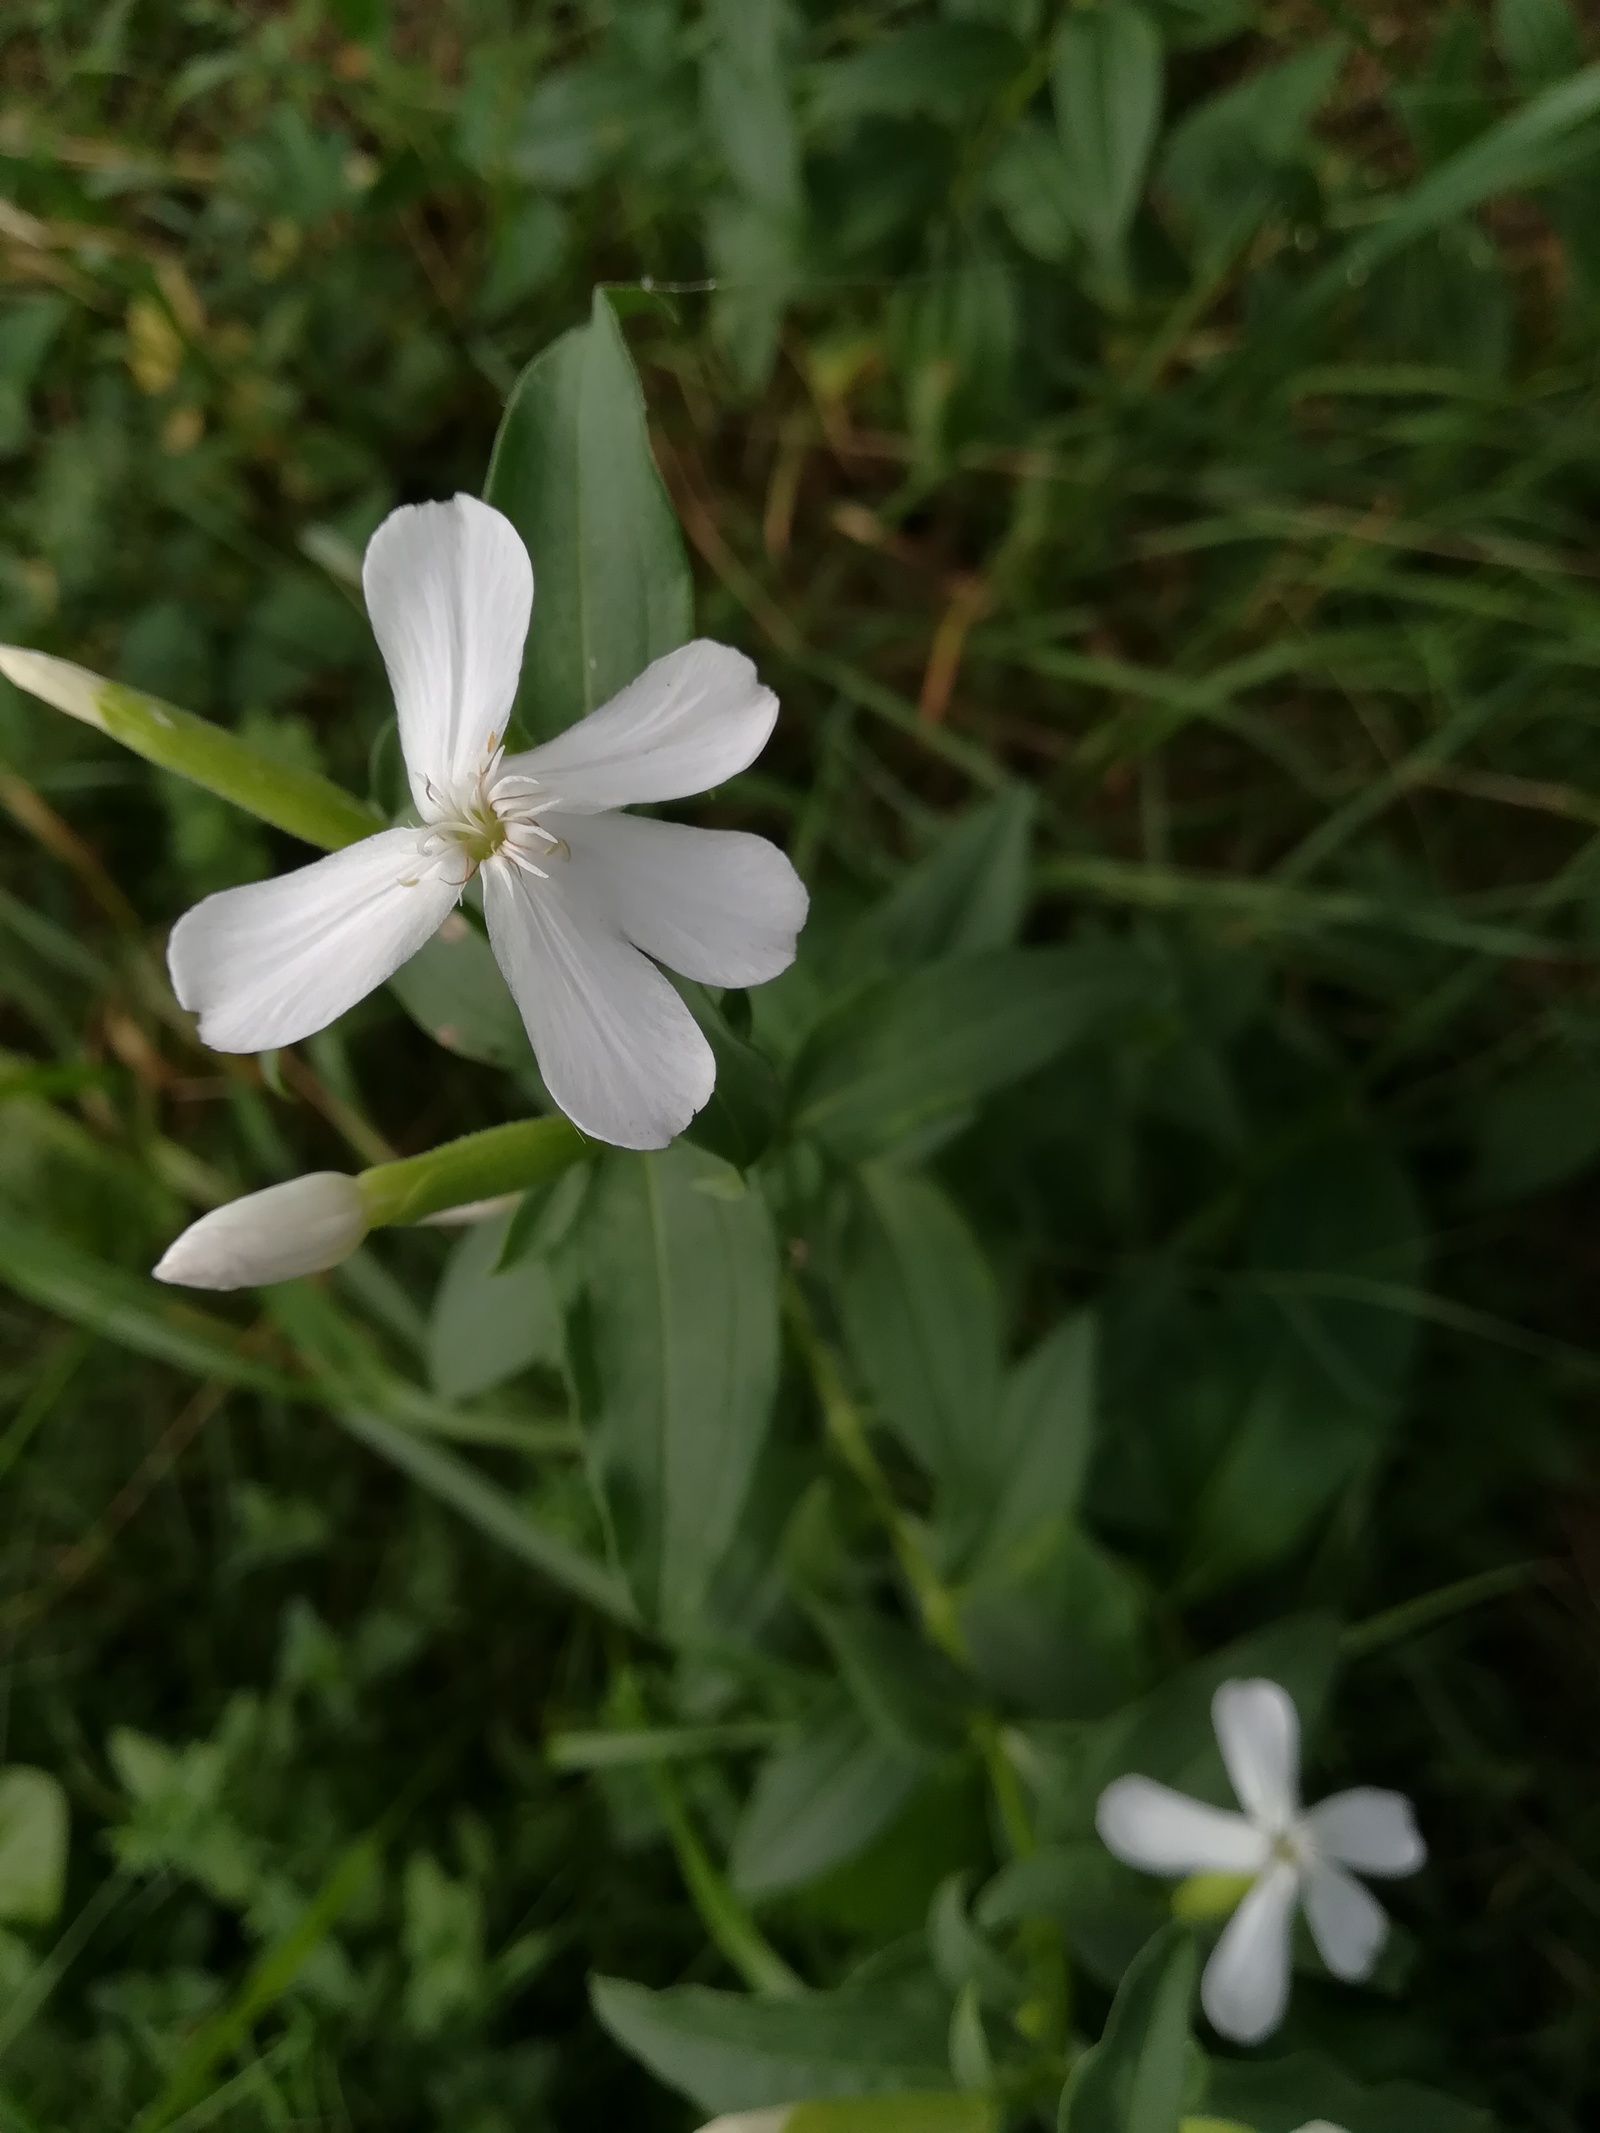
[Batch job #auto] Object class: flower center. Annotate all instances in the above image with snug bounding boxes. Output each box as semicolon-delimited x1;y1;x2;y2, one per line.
404;739;565;891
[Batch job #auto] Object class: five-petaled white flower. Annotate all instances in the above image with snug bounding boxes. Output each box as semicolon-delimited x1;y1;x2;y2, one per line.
1096;1677;1425;2046
167;495;808;1150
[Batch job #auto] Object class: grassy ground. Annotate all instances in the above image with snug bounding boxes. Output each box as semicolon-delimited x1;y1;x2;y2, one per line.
1;2;1600;2127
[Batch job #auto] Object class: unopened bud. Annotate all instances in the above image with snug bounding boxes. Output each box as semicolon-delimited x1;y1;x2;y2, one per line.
153;1172;368;1290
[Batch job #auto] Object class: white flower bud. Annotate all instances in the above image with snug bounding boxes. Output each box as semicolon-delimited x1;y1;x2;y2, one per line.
153;1172;368;1290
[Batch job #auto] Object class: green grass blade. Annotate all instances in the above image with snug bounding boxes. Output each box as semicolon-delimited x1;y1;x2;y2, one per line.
1299;63;1600;314
130;1829;384;2131
335;1409;639;1629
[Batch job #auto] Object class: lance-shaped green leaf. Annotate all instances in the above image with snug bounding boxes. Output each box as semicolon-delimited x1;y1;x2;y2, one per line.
846;787;1035;976
1052;5;1164;291
1060;1924;1198;2133
789;945;1134;1164
591;1970;955;2115
485;286;694;740
829;1163;1000;1500
578;1143;780;1630
730;1702;926;1901
0;649;380;852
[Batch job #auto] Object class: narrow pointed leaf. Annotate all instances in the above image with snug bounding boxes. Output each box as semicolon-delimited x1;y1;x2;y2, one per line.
485;287;693;740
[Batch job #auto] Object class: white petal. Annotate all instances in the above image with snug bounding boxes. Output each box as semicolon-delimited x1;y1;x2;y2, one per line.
1303;1861;1389;1982
481;856;714;1151
1200;1860;1298;2045
1096;1777;1271;1877
363;495;533;807
559;812;807;987
168;828;459;1052
154;1173;367;1290
510;640;777;814
1214;1678;1301;1828
1305;1788;1426;1878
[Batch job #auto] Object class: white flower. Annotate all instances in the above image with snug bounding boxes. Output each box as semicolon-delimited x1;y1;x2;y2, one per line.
153;1172;367;1289
167;495;808;1151
1096;1677;1425;2046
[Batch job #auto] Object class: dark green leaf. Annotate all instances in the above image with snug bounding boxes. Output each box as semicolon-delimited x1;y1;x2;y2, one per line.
731;1702;927;1900
986;124;1080;265
1060;1923;1197;2133
1304;61;1600;311
589;1966;954;2114
427;1206;564;1401
784;1484;975;1753
336;1409;636;1627
1052;4;1164;285
1150;0;1255;49
976;1313;1099;1562
806;25;1021;130
387;914;534;1072
849;787;1036;973
485;287;693;741
703;0;801;215
1466;1053;1600;1203
678;981;785;1170
830;1163;1001;1494
979;1843;1169;1990
579;1145;780;1631
1495;0;1583;89
1033;1613;1343;1846
927;1873;1023;2010
959;1516;1148;1720
1205;2047;1497;2133
1160;41;1343;261
789;945;1134;1163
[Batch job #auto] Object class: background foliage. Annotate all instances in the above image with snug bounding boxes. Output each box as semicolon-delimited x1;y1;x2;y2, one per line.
0;0;1598;2127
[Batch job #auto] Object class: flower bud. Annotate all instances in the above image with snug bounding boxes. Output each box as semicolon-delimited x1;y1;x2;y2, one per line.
153;1172;368;1290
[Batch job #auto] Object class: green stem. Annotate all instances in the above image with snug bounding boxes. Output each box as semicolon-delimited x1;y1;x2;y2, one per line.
609;1671;801;1997
974;1717;1035;1860
783;1281;968;1667
650;1765;805;1999
1342;1561;1541;1660
0;648;381;852
357;1117;590;1229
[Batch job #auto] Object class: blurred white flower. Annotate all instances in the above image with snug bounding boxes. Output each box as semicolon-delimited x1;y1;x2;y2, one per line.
153;1172;367;1290
1096;1677;1425;2046
168;495;807;1150
695;2116;791;2133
